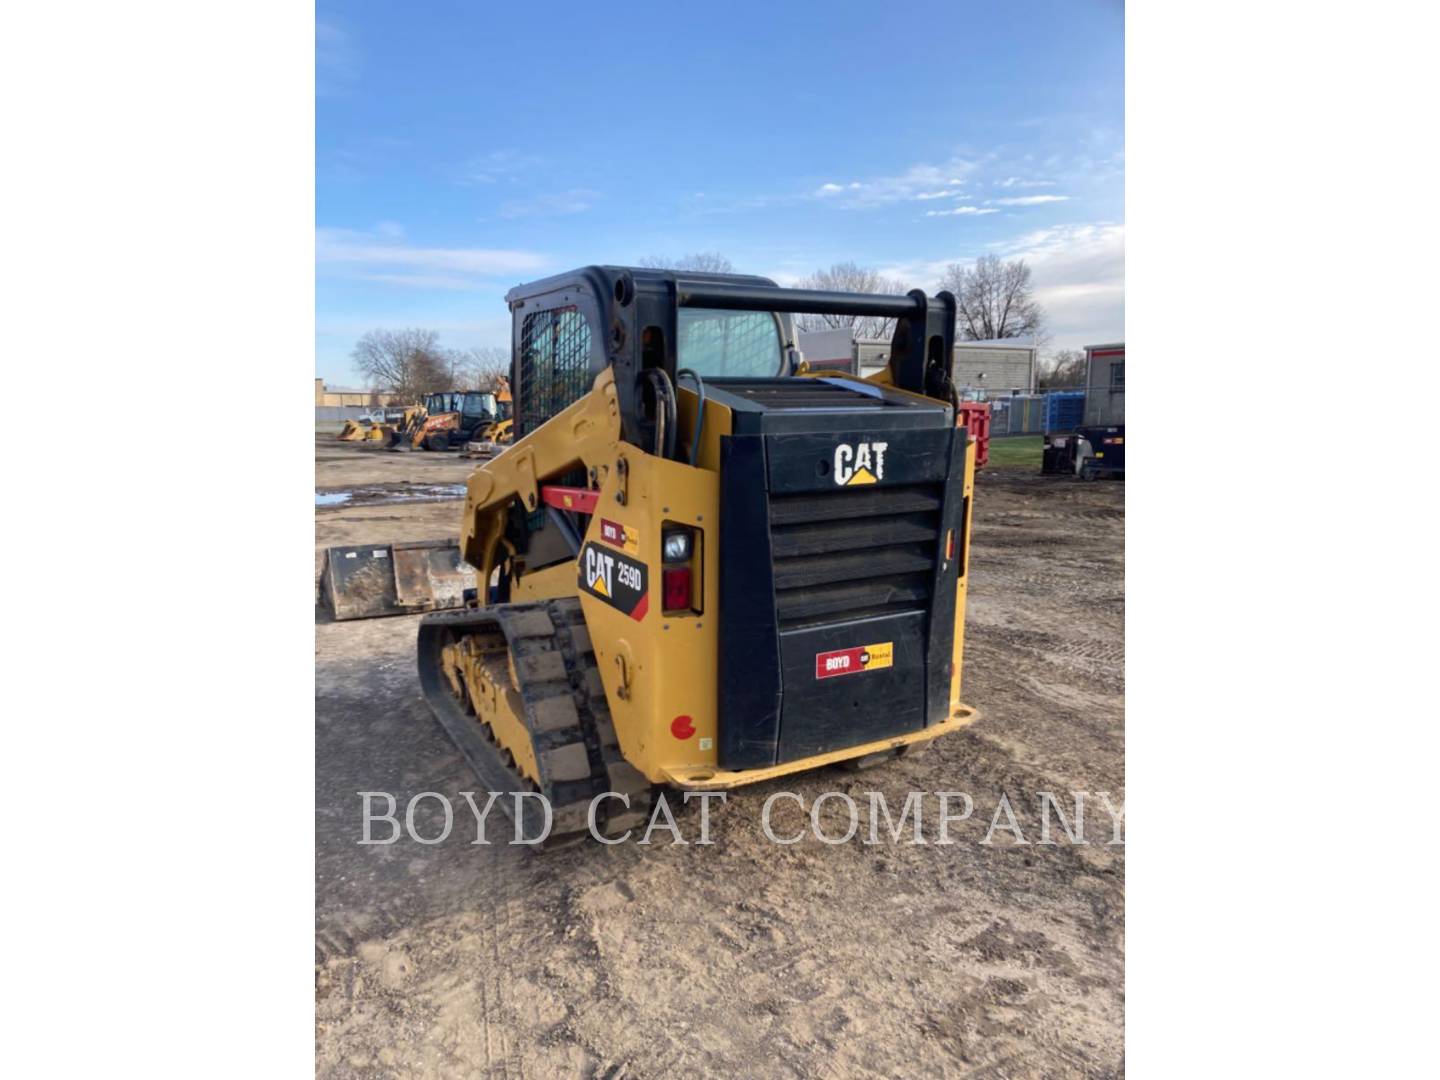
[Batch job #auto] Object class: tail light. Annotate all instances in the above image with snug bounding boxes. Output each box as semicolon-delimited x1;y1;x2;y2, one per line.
662;566;692;611
662;525;700;614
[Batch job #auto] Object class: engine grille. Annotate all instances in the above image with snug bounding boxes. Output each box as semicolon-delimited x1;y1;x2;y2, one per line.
769;482;944;630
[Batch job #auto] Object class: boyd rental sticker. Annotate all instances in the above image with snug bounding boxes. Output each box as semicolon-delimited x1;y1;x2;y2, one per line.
598;518;640;555
815;641;894;679
579;541;649;620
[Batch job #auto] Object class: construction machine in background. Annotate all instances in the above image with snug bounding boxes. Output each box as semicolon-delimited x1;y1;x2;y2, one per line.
1042;424;1126;479
387;390;505;451
337;407;408;442
384;397;436;448
464;377;515;454
337;415;380;441
394;265;979;844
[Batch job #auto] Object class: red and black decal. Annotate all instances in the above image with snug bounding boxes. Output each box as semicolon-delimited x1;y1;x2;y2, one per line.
578;541;648;620
599;518;636;551
814;641;894;680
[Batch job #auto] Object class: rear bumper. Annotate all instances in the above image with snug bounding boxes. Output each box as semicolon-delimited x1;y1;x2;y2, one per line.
660;704;978;790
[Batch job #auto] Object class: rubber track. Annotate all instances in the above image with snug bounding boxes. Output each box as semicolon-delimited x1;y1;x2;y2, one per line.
417;597;653;846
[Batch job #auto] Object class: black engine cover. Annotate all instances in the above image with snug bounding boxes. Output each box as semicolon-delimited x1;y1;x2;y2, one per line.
711;377;968;768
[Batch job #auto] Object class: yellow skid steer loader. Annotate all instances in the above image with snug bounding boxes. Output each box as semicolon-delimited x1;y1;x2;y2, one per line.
404;266;977;843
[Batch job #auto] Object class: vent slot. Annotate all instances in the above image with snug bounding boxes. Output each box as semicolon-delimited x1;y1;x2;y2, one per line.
769;482;942;630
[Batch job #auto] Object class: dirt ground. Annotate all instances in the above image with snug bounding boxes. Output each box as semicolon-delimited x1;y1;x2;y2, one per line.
315;435;1125;1078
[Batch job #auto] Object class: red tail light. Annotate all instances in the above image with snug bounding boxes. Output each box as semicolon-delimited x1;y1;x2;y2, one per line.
663;567;692;612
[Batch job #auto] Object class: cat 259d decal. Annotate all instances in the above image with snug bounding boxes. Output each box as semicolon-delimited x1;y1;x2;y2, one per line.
578;541;649;620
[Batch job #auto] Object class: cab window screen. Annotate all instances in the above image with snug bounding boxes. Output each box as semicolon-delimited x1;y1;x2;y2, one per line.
678;308;782;377
518;306;593;435
462;392;494;418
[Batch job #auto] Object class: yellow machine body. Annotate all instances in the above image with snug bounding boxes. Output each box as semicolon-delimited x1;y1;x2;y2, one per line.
414;265;978;842
433;368;976;791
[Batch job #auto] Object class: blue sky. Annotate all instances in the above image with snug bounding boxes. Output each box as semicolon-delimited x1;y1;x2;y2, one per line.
317;0;1124;385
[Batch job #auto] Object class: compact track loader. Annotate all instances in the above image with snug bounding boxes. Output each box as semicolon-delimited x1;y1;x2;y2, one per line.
416;266;978;842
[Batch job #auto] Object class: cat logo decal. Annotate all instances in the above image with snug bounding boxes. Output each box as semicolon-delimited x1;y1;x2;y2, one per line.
833;441;888;486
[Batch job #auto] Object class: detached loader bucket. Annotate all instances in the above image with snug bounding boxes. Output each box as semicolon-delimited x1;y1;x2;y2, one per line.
321;538;475;620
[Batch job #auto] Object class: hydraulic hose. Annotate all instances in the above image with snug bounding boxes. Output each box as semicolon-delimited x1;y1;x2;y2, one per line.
640;368;678;460
676;368;705;467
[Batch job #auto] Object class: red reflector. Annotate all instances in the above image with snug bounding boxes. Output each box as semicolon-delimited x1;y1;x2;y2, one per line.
662;567;691;611
946;529;955;560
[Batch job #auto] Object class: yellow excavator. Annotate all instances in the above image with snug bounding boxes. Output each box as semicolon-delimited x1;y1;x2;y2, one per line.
409;266;978;843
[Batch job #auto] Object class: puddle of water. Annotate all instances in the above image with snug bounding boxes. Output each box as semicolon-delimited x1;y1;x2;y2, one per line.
315;484;466;508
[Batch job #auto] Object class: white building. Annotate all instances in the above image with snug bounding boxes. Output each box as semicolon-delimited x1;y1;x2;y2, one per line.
797;330;1036;397
951;338;1037;396
1083;342;1125;426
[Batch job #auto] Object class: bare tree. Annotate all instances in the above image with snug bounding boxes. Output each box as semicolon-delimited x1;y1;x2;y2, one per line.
1037;348;1087;390
351;328;449;401
638;252;735;274
452;345;511;391
410;350;448;397
937;255;1045;342
793;262;909;340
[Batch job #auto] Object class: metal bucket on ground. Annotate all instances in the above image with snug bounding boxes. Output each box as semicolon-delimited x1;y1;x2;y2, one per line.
320;538;474;620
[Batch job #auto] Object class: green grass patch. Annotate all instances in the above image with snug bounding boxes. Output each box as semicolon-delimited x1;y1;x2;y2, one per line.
984;435;1043;469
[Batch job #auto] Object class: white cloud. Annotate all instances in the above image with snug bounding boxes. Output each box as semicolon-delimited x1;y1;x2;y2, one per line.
1002;223;1125;349
460;150;540;185
996;177;1058;188
811;157;979;208
992;195;1071;206
356;273;487;292
497;189;599;219
915;189;965;201
874;222;1124;350
316;227;549;283
924;206;999;217
316;21;359;96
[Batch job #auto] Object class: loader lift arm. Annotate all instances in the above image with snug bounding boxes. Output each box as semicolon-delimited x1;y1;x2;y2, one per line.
459;367;624;591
